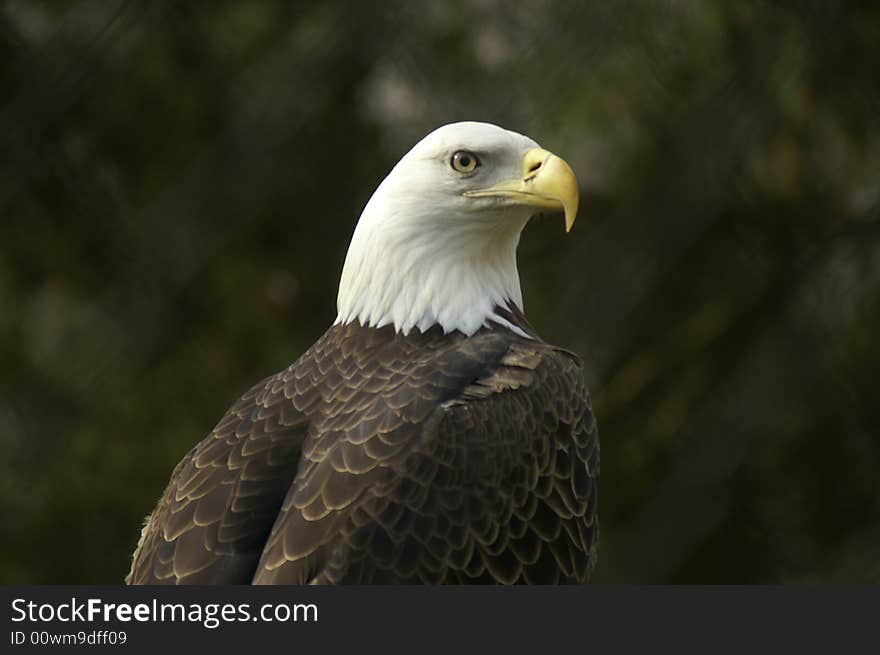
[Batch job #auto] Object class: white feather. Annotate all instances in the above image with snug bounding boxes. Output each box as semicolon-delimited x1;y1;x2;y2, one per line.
336;122;540;337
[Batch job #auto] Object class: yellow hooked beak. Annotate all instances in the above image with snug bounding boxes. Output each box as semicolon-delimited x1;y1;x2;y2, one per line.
463;148;579;232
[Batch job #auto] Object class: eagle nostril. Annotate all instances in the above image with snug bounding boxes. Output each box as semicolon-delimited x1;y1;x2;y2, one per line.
527;160;543;175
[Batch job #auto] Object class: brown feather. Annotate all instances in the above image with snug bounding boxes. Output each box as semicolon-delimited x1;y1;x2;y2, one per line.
128;305;598;585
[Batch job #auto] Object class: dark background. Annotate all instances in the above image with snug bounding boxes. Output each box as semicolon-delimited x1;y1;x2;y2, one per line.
2;1;878;584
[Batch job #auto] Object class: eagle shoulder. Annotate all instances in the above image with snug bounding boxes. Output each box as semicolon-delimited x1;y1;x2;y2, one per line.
126;372;308;584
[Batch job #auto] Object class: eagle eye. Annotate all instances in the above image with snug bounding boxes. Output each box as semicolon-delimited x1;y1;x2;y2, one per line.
450;150;480;173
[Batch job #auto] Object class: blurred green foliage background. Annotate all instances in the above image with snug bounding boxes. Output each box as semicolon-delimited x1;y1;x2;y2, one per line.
1;1;879;584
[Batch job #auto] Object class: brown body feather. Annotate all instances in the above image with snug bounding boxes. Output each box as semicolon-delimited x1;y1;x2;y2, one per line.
127;308;598;584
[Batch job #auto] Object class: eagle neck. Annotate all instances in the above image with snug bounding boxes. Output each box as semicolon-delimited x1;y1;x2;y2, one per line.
335;203;528;337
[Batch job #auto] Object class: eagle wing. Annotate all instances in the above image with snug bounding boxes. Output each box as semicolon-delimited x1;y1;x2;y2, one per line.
129;327;598;585
252;335;599;584
126;374;308;584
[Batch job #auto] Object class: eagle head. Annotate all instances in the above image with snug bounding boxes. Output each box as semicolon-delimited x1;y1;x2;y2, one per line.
336;122;579;337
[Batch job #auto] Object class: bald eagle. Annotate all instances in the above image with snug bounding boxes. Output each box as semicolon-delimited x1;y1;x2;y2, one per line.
127;122;599;585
